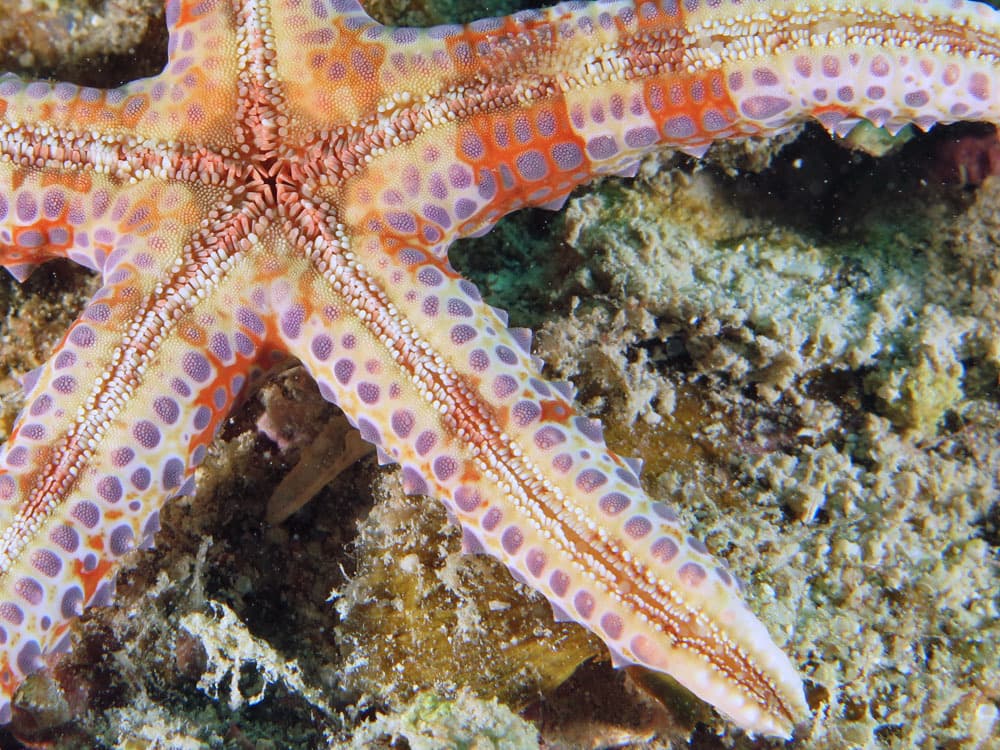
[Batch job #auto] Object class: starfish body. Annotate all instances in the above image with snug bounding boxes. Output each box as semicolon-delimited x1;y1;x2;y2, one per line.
1;0;998;736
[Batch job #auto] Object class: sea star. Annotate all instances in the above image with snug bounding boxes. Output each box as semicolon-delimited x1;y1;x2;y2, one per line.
1;0;999;738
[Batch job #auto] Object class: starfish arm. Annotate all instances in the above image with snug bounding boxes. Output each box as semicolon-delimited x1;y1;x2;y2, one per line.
0;161;217;281
677;0;1000;138
272;192;807;734
280;0;1000;220
0;177;286;697
0;0;254;279
0;0;244;193
0;169;284;719
0;163;106;280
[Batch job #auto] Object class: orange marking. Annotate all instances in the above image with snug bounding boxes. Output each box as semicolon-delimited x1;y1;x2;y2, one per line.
811;104;855;120
647;70;741;142
40;171;93;192
13;220;74;263
175;0;206;28
74;557;114;602
455;95;588;221
637;2;686;32
180;324;206;345
539;399;571;423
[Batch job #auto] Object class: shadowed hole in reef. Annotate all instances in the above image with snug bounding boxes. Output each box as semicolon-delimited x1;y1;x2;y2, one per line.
975;500;1000;550
721;122;986;240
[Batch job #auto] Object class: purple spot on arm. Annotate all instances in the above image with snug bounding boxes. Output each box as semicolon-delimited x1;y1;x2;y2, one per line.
182;351;212;383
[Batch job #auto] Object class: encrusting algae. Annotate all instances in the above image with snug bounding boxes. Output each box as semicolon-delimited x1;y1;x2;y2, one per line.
0;0;998;748
334;473;600;713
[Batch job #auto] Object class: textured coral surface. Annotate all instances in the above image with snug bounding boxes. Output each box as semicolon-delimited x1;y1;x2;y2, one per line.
0;0;998;748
